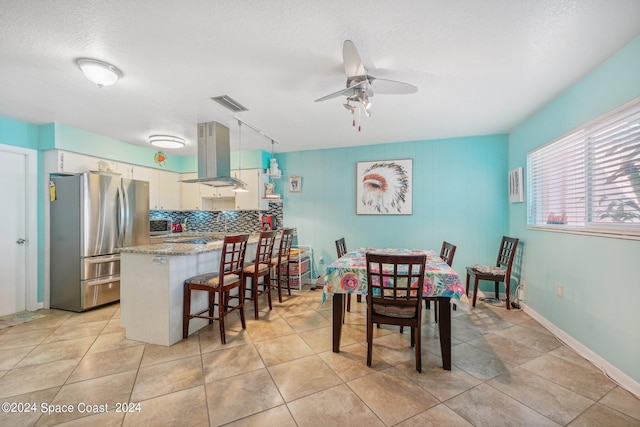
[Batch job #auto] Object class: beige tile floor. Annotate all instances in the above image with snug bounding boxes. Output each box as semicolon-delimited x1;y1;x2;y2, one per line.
0;288;639;426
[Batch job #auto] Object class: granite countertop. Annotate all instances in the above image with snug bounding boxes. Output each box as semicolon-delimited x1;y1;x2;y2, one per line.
121;233;262;256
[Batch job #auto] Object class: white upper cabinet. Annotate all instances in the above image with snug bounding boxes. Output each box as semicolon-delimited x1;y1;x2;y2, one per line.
180;173;201;210
232;169;269;210
133;166;180;211
157;170;181;210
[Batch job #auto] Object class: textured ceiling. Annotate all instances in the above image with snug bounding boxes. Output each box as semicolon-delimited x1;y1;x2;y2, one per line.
1;0;640;156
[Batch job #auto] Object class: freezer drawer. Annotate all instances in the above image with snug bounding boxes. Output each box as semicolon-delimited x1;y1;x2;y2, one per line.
82;254;120;280
82;275;120;310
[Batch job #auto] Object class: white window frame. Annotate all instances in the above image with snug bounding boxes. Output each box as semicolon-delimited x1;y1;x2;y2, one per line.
527;97;640;240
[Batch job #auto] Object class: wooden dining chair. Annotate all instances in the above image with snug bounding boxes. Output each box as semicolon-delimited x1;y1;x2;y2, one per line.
270;228;295;303
466;236;519;310
243;230;278;319
425;241;458;320
183;234;249;344
335;237;358;312
366;253;426;373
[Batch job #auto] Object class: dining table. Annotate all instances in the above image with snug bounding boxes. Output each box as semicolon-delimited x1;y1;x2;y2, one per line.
322;248;469;370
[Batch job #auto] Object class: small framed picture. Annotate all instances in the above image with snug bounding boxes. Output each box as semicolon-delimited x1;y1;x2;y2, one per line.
288;176;301;192
509;167;524;203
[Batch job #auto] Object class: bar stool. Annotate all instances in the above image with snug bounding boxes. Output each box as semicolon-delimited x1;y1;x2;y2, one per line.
182;234;249;344
270;228;295;302
243;230;278;319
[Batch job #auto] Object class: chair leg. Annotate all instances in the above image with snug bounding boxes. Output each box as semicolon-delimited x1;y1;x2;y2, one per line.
357;295;362;303
252;276;260;320
494;281;500;299
239;288;247;329
465;271;470;296
266;272;273;311
434;300;438;323
472;277;479;307
410;326;415;347
218;291;226;345
366;318;373;366
208;291;215;324
183;284;191;339
505;281;511;310
415;326;422;373
346;294;351;312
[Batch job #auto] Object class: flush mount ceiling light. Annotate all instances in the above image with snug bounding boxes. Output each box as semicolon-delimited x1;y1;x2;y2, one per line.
149;135;186;149
75;58;123;87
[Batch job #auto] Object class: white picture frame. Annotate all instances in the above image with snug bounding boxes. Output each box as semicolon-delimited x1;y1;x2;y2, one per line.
288;176;301;192
356;159;413;215
509;167;524;203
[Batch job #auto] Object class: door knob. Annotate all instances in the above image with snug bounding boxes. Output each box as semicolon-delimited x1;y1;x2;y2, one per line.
16;238;26;244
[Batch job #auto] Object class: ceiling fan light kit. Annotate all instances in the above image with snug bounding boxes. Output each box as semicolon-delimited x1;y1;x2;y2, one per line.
149;135;186;149
75;58;123;87
315;40;417;131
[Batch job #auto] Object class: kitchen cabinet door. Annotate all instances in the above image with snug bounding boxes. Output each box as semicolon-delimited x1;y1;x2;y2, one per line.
180;173;201;210
157;170;181;210
132;167;159;209
232;169;269;210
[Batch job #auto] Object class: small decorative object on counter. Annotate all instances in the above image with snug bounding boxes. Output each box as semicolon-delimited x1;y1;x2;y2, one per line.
154;151;166;167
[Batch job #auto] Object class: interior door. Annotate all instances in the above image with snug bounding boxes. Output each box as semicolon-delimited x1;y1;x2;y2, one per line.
0;149;27;315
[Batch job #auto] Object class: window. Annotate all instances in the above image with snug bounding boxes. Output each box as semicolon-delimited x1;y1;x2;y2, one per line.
527;98;640;238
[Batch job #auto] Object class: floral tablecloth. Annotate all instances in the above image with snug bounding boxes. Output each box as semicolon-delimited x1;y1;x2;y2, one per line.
322;248;469;310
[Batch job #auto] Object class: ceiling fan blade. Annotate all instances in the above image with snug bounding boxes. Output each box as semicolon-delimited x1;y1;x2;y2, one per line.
315;81;366;102
343;40;366;78
369;76;418;94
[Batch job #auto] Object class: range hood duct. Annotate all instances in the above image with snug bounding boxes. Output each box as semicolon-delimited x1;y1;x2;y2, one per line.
181;121;246;187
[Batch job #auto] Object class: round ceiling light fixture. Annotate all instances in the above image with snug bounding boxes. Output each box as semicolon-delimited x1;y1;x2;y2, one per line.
75;58;123;87
149;135;186;149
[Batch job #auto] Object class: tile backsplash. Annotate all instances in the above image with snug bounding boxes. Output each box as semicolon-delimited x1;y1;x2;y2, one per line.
150;202;283;234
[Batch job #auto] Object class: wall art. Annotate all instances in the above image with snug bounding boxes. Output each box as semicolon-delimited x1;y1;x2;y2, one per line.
356;159;412;215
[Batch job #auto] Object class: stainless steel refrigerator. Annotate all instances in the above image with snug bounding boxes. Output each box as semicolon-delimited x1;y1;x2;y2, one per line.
50;172;150;311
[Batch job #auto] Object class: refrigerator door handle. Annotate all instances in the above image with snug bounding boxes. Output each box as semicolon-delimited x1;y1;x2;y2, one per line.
116;186;125;247
122;182;131;247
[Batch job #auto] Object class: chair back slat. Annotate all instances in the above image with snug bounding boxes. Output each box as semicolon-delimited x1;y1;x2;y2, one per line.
335;237;347;258
277;228;295;263
439;241;457;267
220;234;249;277
366;254;426;309
256;230;278;266
496;236;519;272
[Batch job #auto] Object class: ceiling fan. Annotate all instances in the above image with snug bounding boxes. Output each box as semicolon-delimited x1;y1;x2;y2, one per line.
315;40;418;130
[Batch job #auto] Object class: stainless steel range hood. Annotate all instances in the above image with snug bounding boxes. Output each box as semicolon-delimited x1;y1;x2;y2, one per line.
181;121;246;187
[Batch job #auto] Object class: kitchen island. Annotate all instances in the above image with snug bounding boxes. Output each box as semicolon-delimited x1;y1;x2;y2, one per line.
119;235;259;346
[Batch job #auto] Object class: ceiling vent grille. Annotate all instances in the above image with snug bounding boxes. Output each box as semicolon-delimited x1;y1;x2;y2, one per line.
211;95;248;113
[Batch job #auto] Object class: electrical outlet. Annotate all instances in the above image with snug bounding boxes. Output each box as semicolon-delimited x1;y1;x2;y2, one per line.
556;284;564;298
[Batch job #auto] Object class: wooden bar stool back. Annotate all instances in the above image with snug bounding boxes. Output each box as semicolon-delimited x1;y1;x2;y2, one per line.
183;234;249;344
244;230;278;319
270;228;295;303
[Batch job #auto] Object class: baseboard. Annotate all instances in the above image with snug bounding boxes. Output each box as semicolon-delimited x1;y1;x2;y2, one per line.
522;303;640;399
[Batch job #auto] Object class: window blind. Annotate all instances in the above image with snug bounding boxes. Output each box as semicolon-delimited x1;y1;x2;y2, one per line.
527;99;640;237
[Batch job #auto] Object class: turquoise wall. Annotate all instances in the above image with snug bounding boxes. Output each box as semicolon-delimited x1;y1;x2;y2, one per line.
0;119;270;302
277;134;509;281
509;35;640;383
0;117;44;300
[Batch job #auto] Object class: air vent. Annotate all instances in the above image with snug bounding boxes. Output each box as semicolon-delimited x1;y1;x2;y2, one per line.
211;95;248;113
